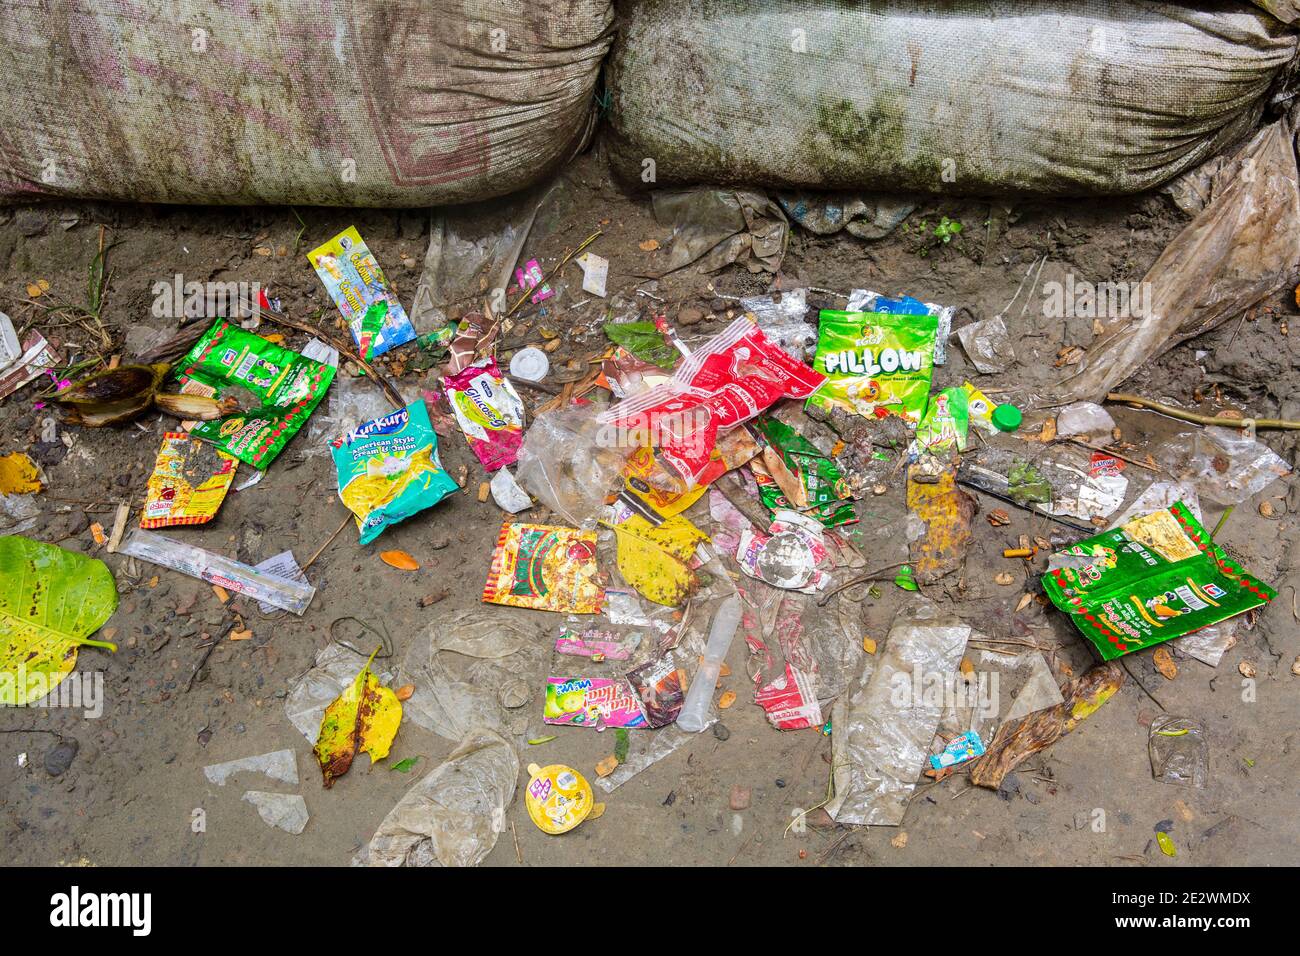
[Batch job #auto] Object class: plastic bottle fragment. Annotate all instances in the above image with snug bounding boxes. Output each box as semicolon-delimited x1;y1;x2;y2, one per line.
677;595;741;732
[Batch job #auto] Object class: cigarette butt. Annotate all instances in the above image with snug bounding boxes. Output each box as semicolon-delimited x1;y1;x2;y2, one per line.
1003;547;1034;559
477;481;490;503
212;585;230;603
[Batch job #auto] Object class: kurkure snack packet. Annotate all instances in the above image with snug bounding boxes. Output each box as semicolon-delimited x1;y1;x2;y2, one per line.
598;316;825;487
308;226;416;358
1042;501;1275;660
141;432;238;528
483;522;603;614
331;401;458;544
444;357;525;471
807;310;938;423
179;320;335;469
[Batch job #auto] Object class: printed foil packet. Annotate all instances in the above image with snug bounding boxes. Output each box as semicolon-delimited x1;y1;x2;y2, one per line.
179;320;335;469
1042;501;1275;660
308;226;416;357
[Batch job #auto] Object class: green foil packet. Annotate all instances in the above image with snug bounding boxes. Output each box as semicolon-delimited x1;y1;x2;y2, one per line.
807;310;938;423
179;320;335;469
1042;501;1275;660
752;416;857;528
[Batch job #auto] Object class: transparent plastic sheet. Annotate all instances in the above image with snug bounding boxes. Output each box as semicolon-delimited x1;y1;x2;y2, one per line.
651;188;788;275
242;792;309;834
284;643;396;742
595;720;713;793
1149;715;1210;788
1156;426;1292;506
955;314;1014;374
1054;402;1116;438
959;436;1126;523
739;288;816;361
0;493;39;534
1053;119;1300;403
827;603;970;825
515;402;633;526
937;647;1064;746
353;728;518;867
398;609;546;743
119;528;315;614
304;374;405;456
203;749;298;787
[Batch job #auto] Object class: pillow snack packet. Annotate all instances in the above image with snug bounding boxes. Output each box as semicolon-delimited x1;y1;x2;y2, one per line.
331;401;458;544
308;225;416;358
807;310;938;423
179;320;335;469
444;357;525;471
483;522;603;614
141;432;238;528
1042;501;1275;660
543;677;647;729
599;317;825;487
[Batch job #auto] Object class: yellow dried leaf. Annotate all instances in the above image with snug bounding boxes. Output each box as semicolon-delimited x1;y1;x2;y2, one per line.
718;690;737;709
380;550;420;571
0;453;42;495
638;239;660;252
313;647;403;788
862;636;877;654
1152;646;1177;680
890;832;908;849
595;755;619;777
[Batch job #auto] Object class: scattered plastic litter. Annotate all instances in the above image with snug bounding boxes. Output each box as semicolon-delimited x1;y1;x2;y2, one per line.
242;792;309;835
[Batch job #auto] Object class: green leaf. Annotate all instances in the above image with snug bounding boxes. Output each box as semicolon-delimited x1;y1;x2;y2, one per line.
614;727;630;763
894;565;918;591
390;757;420;773
0;536;119;706
604;321;678;370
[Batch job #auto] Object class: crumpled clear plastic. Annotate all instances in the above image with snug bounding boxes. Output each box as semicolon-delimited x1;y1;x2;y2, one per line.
1163;426;1292;506
937;646;1064;745
740;288;815;360
398;609;546;743
1054;401;1115;438
827;602;970;825
515;402;633;526
203;749;299;787
242;791;309;834
956;314;1014;374
353;728;518;867
1149;715;1209;788
1052;120;1300;403
652;188;788;274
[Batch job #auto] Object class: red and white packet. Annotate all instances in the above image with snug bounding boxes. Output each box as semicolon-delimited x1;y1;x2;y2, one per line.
597;317;825;487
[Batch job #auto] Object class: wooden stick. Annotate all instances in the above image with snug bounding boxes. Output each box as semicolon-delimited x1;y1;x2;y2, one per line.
1106;392;1300;430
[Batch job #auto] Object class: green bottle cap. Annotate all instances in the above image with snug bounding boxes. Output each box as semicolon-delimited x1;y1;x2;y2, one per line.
992;403;1022;432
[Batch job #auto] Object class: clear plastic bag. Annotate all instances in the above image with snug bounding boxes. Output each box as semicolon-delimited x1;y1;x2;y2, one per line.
1149;715;1209;788
515;403;632;526
398;609;545;743
827;603;970;825
353;728;518;867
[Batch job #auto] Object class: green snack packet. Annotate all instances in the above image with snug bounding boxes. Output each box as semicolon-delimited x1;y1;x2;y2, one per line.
751;417;857;528
807;310;938;423
1042;501;1275;660
912;385;970;454
331;401;458;544
178;320;335;469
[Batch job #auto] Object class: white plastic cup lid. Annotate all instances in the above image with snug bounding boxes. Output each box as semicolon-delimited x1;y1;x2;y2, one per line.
509;347;550;382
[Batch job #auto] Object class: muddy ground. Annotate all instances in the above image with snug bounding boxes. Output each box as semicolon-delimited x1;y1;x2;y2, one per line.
2;151;1298;867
